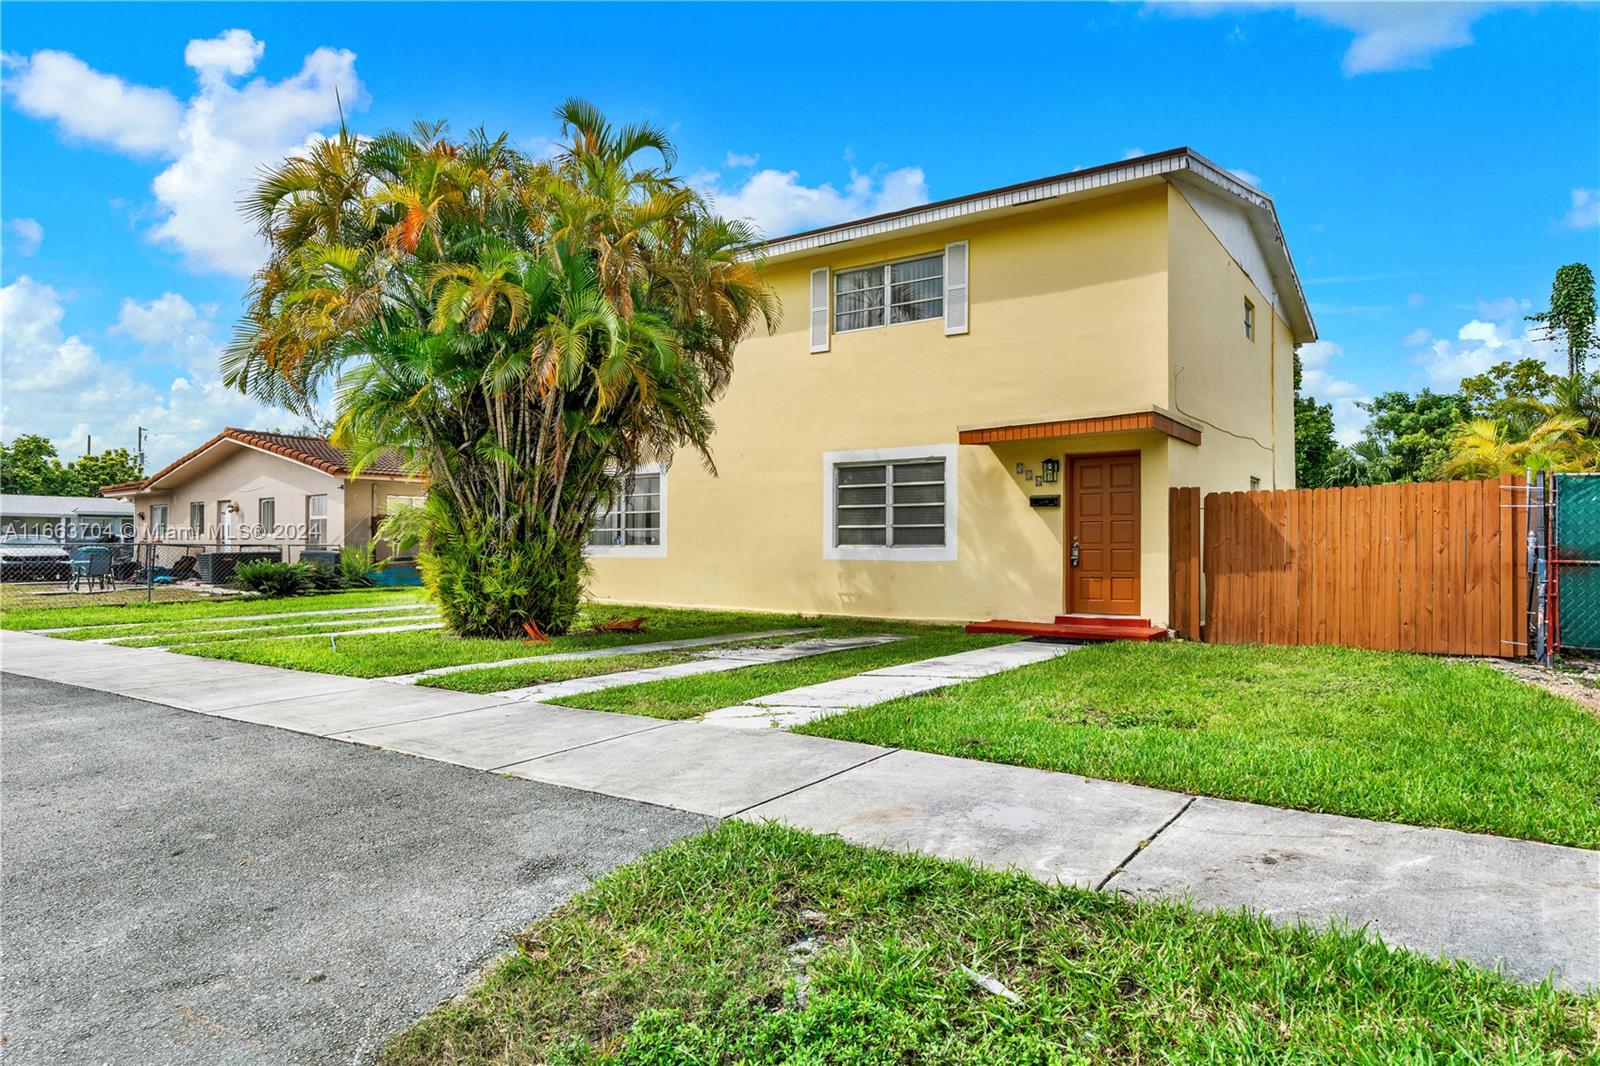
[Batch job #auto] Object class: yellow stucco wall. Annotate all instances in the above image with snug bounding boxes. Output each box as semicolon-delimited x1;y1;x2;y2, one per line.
1164;185;1297;497
589;180;1301;624
588;186;1182;622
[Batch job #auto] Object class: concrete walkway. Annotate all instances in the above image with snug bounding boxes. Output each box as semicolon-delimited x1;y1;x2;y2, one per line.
381;627;817;685
501;634;903;702
35;601;434;634
703;640;1076;729
83;609;442;645
2;629;1595;991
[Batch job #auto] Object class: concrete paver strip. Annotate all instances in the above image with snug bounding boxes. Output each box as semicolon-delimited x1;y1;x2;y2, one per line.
82;609;441;644
115;670;375;714
500;721;893;818
499;634;903;701
199;685;517;736
704;639;1075;730
331;702;673;770
30;600;434;634
739;748;1190;887
1105;796;1600;990
381;627;817;684
1;673;708;1066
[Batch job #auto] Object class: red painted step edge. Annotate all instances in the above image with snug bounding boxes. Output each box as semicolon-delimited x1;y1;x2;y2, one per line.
1053;615;1154;628
964;619;1167;642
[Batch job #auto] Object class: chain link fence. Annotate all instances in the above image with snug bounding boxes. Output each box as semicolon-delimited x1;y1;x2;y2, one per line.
0;538;344;611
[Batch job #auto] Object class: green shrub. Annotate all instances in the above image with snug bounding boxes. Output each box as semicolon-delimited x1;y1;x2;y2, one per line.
419;513;585;638
338;544;376;589
296;561;345;591
234;560;307;597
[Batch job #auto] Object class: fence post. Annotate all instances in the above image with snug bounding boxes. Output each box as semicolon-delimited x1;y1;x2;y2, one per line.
145;542;154;603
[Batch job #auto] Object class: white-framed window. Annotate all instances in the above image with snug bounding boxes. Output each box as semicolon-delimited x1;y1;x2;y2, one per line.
1249;476;1262;492
189;501;204;536
258;498;276;536
834;253;944;333
587;465;667;558
387;494;425;512
1244;298;1255;340
823;444;958;562
307;494;328;545
150;504;169;538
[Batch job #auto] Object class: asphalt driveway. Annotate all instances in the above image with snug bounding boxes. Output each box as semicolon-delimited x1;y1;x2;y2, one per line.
0;673;710;1065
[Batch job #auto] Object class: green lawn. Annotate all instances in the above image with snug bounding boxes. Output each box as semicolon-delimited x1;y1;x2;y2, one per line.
797;641;1600;850
169;605;838;678
381;821;1596;1065
555;631;1012;720
0;586;428;631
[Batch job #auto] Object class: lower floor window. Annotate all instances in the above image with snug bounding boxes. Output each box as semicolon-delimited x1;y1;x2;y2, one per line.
590;472;662;548
834;458;947;548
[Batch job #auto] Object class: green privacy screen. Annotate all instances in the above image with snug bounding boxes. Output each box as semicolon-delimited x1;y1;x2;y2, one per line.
1555;474;1600;651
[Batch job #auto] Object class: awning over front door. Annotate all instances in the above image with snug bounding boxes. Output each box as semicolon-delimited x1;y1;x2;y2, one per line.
957;407;1201;447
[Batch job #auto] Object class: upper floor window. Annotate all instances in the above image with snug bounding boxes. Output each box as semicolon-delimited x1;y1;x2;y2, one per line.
834;253;944;333
1243;299;1256;340
588;467;667;557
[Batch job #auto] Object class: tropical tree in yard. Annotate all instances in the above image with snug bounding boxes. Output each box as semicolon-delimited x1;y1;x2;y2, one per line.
225;103;777;636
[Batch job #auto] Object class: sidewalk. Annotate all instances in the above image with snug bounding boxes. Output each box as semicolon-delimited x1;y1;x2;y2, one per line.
2;629;1595;991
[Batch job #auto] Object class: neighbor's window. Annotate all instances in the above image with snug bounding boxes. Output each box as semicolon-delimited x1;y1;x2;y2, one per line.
151;505;170;538
1244;299;1256;340
189;501;204;536
387;495;425;512
834;253;944;333
307;494;328;545
590;472;662;548
1249;476;1262;491
834;458;947;547
258;498;276;536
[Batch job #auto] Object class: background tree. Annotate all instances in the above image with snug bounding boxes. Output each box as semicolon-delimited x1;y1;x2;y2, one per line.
1459;358;1559;432
0;436;143;496
1527;262;1598;377
227;104;776;637
1347;389;1467;483
1292;352;1340;487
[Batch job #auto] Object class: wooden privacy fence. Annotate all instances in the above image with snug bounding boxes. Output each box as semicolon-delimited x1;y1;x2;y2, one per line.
1170;475;1529;657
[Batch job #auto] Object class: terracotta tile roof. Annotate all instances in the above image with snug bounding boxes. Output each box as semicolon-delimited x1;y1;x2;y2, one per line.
101;428;417;496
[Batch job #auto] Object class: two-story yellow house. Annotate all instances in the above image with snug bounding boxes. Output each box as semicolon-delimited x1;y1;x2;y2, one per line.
586;148;1316;632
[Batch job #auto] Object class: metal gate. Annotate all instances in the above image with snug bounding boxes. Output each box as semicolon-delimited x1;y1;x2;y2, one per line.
1552;473;1600;653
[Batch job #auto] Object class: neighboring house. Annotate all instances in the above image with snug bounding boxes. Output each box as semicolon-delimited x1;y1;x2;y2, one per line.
100;429;424;555
0;494;135;540
586;148;1315;628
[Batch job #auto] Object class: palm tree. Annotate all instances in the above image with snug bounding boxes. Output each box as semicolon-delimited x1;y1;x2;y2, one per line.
226;102;777;636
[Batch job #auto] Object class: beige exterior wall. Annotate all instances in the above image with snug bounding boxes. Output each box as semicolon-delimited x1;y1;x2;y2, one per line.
123;444;421;555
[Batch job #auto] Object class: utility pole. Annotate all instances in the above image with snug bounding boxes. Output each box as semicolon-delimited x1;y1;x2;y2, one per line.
86;434;92;455
136;426;148;472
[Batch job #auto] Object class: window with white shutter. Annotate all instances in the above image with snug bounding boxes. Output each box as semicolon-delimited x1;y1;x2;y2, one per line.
809;268;830;352
833;253;944;334
944;240;968;335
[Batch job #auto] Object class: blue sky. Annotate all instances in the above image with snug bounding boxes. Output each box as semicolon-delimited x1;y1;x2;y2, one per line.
3;2;1597;467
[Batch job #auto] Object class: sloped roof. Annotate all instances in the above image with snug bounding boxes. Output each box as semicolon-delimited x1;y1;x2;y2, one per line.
101;428;417;496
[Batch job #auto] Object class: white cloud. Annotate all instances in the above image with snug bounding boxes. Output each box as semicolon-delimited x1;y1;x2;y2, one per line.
699;164;930;238
1402;327;1432;347
1298;339;1368;444
723;151;759;168
5;33;364;275
1566;188;1600;231
1418;317;1561;389
184;28;265;83
1406;292;1425;309
0;275;286;466
1121;147;1147;160
6;217;43;256
1153;3;1491;75
2;49;183;155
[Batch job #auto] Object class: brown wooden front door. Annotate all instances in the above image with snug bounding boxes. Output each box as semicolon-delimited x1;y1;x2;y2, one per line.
1067;454;1141;615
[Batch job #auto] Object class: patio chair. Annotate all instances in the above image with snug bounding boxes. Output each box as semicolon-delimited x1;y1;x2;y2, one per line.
68;546;114;592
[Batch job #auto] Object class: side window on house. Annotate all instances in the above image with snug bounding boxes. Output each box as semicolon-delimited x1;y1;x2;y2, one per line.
258;498;276;536
189;501;204;536
150;505;169;537
589;472;662;548
834;254;944;333
307;494;328;545
834;458;947;547
1244;299;1255;340
387;495;425;512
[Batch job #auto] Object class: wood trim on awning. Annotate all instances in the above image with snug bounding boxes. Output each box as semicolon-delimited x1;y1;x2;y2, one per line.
958;410;1202;447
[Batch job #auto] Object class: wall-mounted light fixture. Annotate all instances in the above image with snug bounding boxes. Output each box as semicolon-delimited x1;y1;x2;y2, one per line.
1041;458;1061;484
